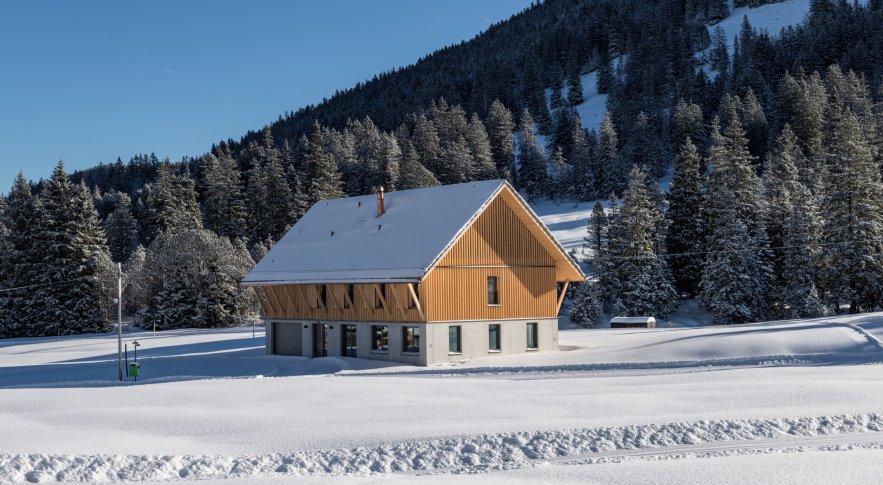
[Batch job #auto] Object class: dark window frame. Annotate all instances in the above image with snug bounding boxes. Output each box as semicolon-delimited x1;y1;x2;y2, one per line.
448;325;462;354
402;326;421;354
526;322;538;350
487;276;500;305
488;324;501;352
371;325;389;352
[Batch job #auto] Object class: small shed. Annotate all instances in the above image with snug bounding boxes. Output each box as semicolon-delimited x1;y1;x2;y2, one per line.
610;316;656;328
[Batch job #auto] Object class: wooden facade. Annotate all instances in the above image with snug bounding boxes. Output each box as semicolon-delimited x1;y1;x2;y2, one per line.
252;185;582;324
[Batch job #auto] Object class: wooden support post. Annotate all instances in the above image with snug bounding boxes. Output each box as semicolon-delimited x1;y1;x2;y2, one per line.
556;281;569;314
406;283;425;321
342;285;355;310
356;285;370;310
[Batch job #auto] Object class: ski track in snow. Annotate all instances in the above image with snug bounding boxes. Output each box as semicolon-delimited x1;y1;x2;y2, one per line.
1;413;881;483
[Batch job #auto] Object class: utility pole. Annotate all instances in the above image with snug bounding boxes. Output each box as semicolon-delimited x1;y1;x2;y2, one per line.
117;262;123;381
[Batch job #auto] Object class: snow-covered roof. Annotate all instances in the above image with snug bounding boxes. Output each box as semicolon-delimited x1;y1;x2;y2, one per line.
242;179;584;285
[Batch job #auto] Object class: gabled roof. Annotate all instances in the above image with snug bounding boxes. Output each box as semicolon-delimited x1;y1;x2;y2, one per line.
242;180;584;285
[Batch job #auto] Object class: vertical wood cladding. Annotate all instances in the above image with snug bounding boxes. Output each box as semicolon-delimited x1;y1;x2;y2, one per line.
423;194;558;321
255;189;563;322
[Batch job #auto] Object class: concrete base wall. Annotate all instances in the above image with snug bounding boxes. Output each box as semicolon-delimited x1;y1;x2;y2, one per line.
264;318;558;366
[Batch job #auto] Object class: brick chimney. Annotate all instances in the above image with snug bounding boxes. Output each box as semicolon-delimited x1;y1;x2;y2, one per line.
376;186;384;217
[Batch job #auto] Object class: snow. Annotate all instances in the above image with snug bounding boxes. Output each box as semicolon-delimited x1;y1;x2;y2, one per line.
2;312;883;482
710;0;813;54
243;180;505;284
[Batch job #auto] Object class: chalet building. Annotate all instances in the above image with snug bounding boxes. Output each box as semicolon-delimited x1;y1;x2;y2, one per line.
241;180;585;365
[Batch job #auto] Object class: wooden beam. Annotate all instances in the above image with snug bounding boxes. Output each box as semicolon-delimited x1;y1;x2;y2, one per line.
556;281;569;314
313;285;326;312
356;285;370;310
263;286;283;317
342;285;355;310
293;285;311;317
326;284;342;310
279;286;298;315
254;287;273;315
389;284;407;317
406;283;425;321
373;284;388;314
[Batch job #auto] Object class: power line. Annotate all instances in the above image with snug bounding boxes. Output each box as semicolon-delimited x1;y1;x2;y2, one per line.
587;237;883;261
0;276;95;293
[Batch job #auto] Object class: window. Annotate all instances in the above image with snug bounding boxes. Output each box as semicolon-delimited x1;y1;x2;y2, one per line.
487;276;499;305
526;322;538;350
371;325;388;352
488;324;501;352
342;325;357;357
344;284;354;309
448;325;462;354
402;326;421;354
374;284;386;309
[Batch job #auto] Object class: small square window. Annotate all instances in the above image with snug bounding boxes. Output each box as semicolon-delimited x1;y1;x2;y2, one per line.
402;326;421;353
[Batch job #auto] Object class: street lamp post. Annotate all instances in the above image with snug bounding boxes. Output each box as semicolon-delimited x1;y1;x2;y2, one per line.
117;262;122;381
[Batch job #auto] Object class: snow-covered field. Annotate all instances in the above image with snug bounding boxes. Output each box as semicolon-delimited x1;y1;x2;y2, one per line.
2;310;883;483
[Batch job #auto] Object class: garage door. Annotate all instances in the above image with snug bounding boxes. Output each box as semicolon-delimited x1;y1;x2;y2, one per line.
273;322;302;355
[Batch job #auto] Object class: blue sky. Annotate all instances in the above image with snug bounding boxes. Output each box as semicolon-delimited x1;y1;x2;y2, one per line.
0;0;533;189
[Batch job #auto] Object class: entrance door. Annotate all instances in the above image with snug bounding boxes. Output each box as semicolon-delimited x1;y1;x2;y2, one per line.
342;325;357;358
313;324;328;357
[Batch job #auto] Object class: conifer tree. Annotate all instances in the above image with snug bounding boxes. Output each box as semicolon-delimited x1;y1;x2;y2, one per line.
586;200;608;254
398;141;440;190
517;109;547;199
781;203;823;318
567;69;584;106
0;173;40;337
818;107;883;312
146;163;202;241
570;121;594;201
486;100;516;182
33;162;114;336
569;281;602;327
465;114;497;180
597;114;625;196
549;146;571;203
608;166;677;318
304;122;345;207
103;191;139;263
666;138;704;296
200;152;247;240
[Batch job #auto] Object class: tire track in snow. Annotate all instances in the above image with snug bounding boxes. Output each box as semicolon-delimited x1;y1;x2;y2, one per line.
1;413;882;483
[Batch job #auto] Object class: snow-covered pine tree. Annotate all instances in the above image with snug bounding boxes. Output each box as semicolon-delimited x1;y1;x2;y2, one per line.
818;106;883;312
672;99;707;153
0;173;41;337
666;138;705;296
566;68;584;106
701;110;772;322
137;228;259;330
597;113;625;197
781;203;823;318
763;124;816;315
586;200;608;255
411;113;442;179
465;114;497;180
569;281;602;328
570;120;594;201
102;191;139;263
486;99;516;182
304;122;345;207
517;109;547;200
33;162;114;336
199;151;247;240
398;141;440;190
146;163;203;242
549;146;571;204
608;166;677;319
699;196;768;324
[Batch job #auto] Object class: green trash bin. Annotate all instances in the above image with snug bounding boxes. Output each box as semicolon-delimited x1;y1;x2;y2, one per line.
128;362;140;379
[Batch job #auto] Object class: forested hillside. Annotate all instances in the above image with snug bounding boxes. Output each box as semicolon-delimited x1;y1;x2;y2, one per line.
2;0;882;337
